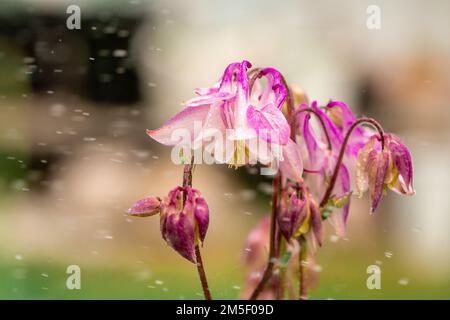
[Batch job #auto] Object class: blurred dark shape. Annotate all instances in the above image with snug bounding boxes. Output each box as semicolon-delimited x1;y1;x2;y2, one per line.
356;74;377;116
0;4;150;191
0;10;144;103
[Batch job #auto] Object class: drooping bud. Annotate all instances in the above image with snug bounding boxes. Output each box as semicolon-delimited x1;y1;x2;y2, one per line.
127;196;161;217
293;188;323;251
277;187;306;241
160;186;209;263
356;133;414;213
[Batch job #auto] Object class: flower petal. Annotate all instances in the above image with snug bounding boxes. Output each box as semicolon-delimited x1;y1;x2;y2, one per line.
368;149;390;213
387;135;414;195
355;136;377;197
194;196;209;244
162;212;196;263
258;67;287;109
146;105;211;146
279;139;304;182
185;91;235;107
246;103;290;145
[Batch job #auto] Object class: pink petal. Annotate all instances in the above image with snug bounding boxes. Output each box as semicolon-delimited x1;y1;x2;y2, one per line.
246;104;290;145
185;91;235;107
194;196;209;244
162;212;196;263
387;135;414;195
258;67;287;109
369;150;390;213
279;139;304;182
146;105;211;146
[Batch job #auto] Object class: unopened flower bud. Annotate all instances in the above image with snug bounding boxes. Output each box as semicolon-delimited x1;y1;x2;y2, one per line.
277;188;306;241
356;134;414;213
160;186;209;263
127;196;161;217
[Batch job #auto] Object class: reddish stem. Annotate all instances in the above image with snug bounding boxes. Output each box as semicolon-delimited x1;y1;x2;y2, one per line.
319;118;385;208
249;174;281;300
294;107;333;151
182;156;212;300
298;236;308;300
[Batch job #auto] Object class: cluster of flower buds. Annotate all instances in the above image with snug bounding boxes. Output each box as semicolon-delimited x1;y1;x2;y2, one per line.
128;186;209;263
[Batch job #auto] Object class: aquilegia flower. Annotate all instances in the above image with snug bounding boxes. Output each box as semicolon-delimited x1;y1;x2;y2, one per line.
146;60;303;181
160;186;209;262
128;186;209;263
356;133;415;212
276;184;322;250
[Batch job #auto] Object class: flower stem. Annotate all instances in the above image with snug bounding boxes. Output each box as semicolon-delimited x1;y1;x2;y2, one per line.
194;244;212;300
319;118;385;208
298;236;308;300
182;155;212;300
277;237;287;300
249;174;281;300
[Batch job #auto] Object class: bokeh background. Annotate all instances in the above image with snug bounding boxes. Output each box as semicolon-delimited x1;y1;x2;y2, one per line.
0;0;449;299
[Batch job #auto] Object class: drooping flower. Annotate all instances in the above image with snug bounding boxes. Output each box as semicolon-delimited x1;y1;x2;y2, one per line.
160;186;210;262
128;186;209;263
276;185;323;249
294;187;323;251
277;186;306;241
295;109;351;237
146;60;303;181
356;134;414;212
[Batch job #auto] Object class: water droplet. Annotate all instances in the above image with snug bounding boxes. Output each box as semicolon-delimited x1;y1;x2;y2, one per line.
398;278;409;286
112;49;128;58
49;104;66;117
384;251;393;258
329;235;339;243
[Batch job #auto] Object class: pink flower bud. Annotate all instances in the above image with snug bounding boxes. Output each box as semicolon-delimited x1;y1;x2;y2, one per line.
160;186;209;263
277;188;306;241
127;196;161;217
356;133;414;213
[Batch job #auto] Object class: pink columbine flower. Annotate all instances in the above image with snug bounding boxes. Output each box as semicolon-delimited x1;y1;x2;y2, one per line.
356;134;415;212
146;60;303;181
160;186;209;263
